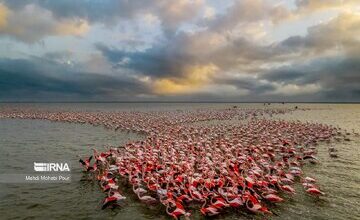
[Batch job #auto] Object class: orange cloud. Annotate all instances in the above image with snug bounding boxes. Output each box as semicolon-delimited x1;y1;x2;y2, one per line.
153;64;218;95
0;4;9;29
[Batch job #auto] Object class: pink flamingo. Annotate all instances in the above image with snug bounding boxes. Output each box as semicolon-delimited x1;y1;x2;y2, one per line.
166;202;191;219
200;199;220;216
102;191;126;209
306;187;325;196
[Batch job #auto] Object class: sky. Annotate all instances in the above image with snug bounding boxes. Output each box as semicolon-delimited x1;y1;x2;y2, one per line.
0;0;359;102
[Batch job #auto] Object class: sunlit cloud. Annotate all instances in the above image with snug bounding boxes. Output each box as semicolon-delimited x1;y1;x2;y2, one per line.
153;64;218;95
0;3;9;29
0;4;89;43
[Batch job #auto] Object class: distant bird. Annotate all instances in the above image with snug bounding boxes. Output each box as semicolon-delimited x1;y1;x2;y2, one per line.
137;193;157;204
328;146;337;152
281;185;296;194
263;193;284;203
329;152;338;158
306;187;325;196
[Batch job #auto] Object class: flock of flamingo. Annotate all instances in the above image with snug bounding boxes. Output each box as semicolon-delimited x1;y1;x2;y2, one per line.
0;106;344;219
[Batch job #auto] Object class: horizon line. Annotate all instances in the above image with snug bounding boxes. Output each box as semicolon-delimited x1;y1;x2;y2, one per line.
1;101;359;104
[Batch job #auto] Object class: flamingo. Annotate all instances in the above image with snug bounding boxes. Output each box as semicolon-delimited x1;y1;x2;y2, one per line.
225;195;243;207
306;187;325;196
263;193;284;203
102;191;126;209
133;185;147;195
303;176;316;183
244;195;262;213
78;155;93;171
211;197;230;209
176;194;193;203
281;185;296;194
137;193;157;204
166;202;191;219
200;199;220;216
102;179;119;192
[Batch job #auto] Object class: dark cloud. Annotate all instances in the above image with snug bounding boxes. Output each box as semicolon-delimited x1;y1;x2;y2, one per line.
261;56;360;101
0;58;147;101
210;37;283;70
280;36;306;51
2;0;204;38
232;79;275;94
3;0;149;23
278;13;360;56
213;74;276;95
95;41;195;78
264;68;306;83
42;51;74;64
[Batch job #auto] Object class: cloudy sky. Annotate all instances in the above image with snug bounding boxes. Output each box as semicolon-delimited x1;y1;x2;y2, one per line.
0;0;359;102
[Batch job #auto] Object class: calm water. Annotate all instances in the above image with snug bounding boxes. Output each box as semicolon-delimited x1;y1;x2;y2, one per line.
0;103;359;220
